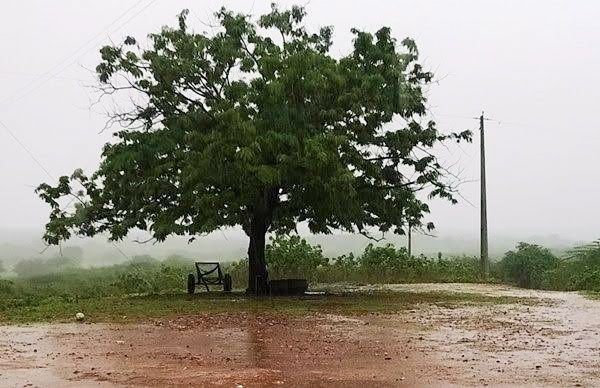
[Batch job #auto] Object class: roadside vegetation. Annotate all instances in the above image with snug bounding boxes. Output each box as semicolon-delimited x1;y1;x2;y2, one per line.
495;240;600;291
2;236;600;323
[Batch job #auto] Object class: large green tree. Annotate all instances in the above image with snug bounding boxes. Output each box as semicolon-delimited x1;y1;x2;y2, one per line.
37;5;470;294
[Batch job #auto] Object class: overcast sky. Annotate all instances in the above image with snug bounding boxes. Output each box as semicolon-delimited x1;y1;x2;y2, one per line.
1;0;599;245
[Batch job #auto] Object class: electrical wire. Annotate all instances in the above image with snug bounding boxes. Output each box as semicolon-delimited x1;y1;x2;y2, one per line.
0;0;157;109
0;117;131;261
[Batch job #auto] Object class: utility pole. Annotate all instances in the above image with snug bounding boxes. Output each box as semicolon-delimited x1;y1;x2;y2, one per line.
479;112;489;279
407;224;412;257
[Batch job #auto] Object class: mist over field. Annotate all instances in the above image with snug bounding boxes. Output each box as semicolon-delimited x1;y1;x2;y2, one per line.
0;226;578;272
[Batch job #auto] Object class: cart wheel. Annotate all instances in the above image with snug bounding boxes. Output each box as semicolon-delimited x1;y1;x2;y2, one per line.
223;274;232;292
187;273;196;294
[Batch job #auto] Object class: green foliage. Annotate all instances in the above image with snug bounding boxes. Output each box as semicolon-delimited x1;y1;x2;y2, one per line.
0;259;5;273
228;236;481;284
488;240;600;292
360;244;413;279
10;237;600;325
36;5;470;288
266;235;327;280
428;255;481;283
224;259;249;289
545;241;600;291
351;244;480;283
326;253;359;282
498;243;560;289
2;258;191;303
115;271;156;295
0;279;14;294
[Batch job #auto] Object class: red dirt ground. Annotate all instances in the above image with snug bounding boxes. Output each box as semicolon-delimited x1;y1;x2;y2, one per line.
0;313;434;387
2;284;600;387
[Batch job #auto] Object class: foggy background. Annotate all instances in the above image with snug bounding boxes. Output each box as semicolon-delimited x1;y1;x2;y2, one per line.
1;0;598;264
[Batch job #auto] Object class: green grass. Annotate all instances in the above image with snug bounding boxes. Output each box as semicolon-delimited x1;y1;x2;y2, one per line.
581;291;600;300
7;235;589;325
0;289;543;324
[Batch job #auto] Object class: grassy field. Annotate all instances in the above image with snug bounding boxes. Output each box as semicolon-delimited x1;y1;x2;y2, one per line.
0;288;542;324
2;236;600;324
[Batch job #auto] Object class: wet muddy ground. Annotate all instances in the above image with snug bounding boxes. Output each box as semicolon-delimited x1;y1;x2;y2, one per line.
2;283;600;387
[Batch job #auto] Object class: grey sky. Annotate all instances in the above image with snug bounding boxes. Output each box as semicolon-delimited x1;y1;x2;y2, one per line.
1;0;598;246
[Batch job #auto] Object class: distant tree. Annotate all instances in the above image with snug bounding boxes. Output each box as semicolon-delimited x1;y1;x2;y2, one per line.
12;256;80;278
0;260;5;273
37;5;470;294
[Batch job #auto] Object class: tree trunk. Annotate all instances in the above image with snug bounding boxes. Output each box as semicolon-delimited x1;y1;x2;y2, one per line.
245;188;278;295
246;214;269;295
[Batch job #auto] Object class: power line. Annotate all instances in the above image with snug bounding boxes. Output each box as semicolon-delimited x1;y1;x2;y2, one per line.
436;111;551;130
1;117;132;261
0;0;157;109
0;1;164;263
0;0;144;107
0;72;87;83
435;112;501;123
0;3;181;264
110;242;131;261
0;119;54;180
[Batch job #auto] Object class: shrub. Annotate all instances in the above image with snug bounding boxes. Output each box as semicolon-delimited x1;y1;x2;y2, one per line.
265;235;328;281
432;255;480;283
320;253;359;282
113;261;189;295
115;271;156;294
0;279;14;295
358;244;412;281
499;243;559;288
224;259;248;290
550;241;600;291
18;238;600;301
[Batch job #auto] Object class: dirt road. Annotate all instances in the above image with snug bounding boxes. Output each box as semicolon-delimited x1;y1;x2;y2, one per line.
1;284;599;387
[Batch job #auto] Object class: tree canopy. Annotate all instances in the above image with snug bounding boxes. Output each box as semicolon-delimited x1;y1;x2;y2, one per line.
37;5;470;293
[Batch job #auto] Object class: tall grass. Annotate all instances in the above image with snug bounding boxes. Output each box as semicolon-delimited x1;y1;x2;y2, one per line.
0;257;193;314
227;235;482;285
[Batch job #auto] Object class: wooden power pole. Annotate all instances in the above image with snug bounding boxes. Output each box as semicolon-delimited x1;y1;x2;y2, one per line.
407;224;412;257
479;112;489;278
